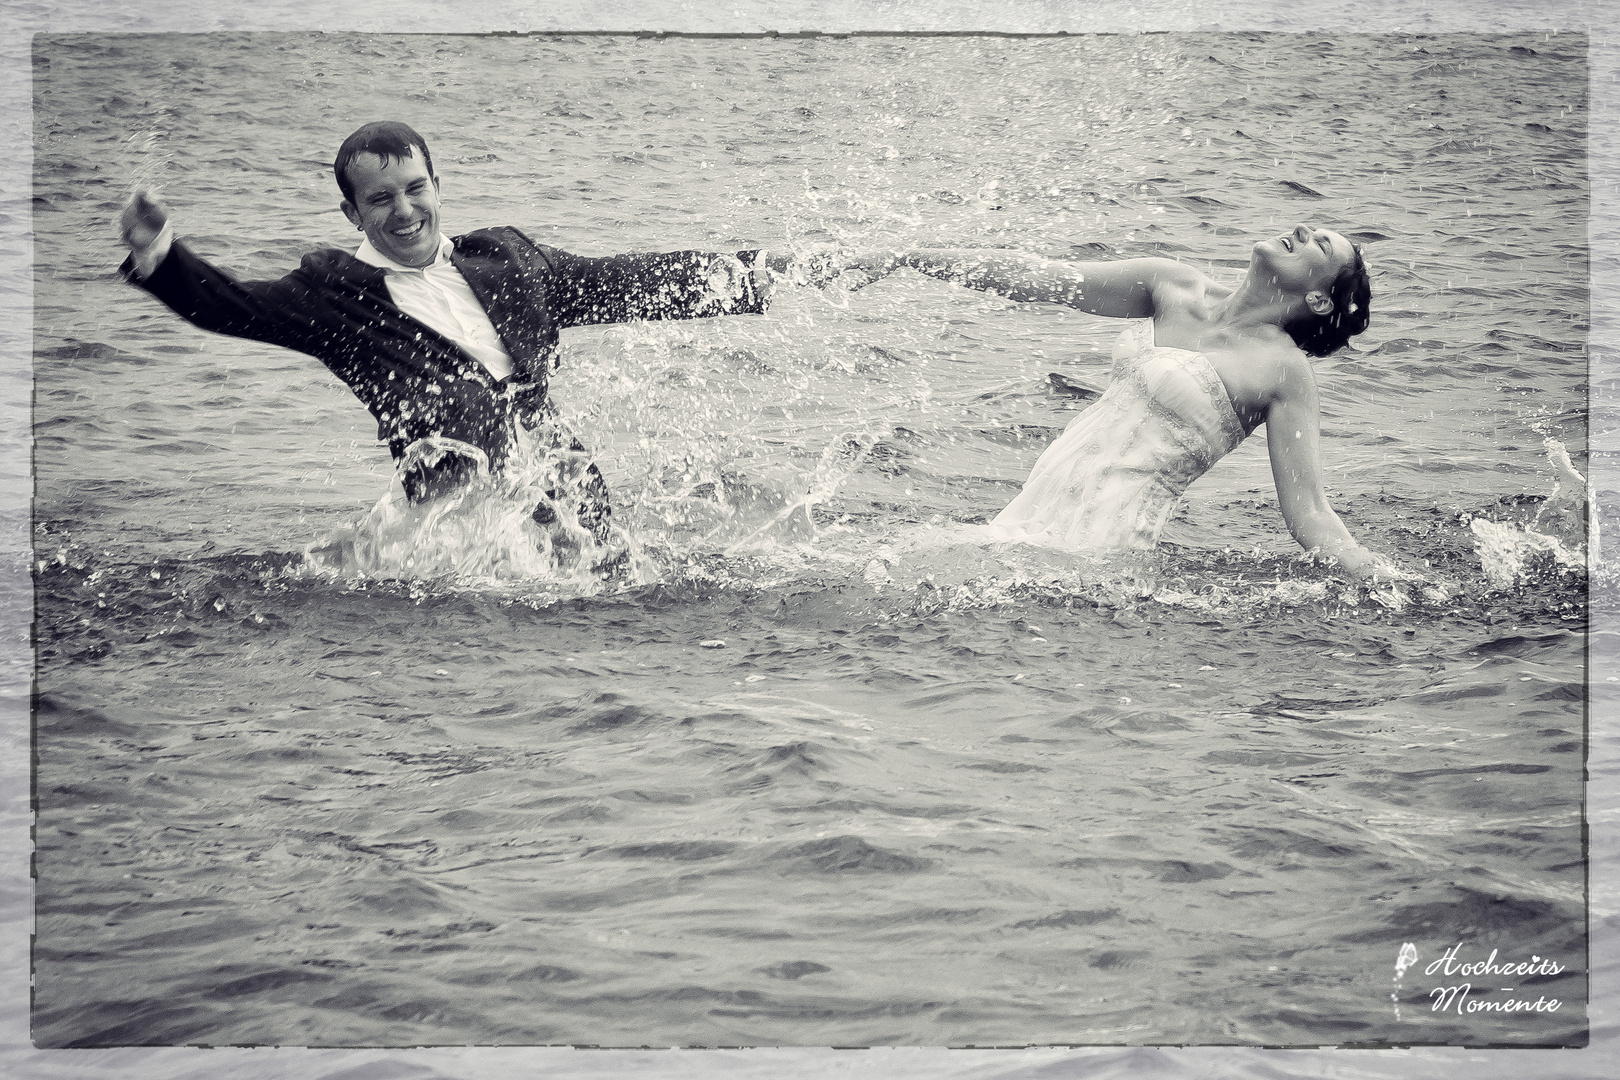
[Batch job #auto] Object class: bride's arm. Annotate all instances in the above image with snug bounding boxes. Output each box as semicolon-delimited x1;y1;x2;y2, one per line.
835;249;1200;319
1264;355;1404;581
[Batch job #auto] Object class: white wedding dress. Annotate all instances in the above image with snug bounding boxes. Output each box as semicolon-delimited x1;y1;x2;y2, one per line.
987;320;1251;550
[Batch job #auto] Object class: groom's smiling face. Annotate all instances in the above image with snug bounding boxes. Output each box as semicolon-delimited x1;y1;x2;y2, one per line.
340;147;442;268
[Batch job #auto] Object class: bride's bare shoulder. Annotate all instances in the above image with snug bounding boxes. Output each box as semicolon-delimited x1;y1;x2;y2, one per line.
1151;262;1225;312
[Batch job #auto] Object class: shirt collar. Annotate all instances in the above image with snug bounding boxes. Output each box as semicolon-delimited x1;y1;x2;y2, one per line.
354;233;453;274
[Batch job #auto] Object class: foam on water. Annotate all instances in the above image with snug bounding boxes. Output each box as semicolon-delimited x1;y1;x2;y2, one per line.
285;413;1558;625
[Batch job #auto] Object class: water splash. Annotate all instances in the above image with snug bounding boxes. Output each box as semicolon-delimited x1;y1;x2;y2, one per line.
302;425;651;589
1470;439;1595;589
120;130;170;188
721;427;887;555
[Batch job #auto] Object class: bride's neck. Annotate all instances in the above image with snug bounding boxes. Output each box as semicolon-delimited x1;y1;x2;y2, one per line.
1210;273;1306;337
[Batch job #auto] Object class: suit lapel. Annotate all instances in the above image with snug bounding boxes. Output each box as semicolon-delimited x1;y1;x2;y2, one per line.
450;231;547;383
326;248;497;391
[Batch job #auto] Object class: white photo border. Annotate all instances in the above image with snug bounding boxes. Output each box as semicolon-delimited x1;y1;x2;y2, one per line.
2;2;1612;1078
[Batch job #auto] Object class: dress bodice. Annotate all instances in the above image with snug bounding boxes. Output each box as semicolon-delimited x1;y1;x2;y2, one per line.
985;320;1248;551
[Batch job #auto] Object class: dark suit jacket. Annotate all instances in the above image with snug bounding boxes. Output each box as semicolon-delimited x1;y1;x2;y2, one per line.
122;226;766;490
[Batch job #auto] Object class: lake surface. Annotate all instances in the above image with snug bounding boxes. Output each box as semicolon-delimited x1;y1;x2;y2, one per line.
26;29;1595;1054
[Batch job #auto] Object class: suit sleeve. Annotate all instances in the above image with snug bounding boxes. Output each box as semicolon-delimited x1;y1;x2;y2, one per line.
511;231;769;329
119;239;321;354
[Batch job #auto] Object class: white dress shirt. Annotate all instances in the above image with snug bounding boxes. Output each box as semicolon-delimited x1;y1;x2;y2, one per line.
354;234;516;381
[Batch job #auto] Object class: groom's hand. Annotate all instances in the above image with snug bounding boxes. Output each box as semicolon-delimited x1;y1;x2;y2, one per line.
120;189;173;278
120;189;168;251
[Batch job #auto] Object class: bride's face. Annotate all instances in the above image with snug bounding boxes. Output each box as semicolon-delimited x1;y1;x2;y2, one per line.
1250;223;1357;294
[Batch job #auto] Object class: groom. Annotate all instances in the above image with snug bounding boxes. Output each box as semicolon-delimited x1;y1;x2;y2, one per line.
119;120;775;540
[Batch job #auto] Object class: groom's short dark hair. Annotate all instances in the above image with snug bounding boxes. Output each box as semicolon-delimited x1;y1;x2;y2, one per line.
334;121;435;205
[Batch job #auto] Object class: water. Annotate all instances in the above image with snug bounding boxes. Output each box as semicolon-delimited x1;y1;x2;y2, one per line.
26;29;1597;1055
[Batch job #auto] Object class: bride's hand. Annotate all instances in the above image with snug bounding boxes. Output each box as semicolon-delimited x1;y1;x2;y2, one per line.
787;248;899;290
1338;548;1458;600
786;249;842;288
835;249;901;290
1358;557;1422;584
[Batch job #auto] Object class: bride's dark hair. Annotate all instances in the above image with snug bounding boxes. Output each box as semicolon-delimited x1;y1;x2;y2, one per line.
1285;245;1371;357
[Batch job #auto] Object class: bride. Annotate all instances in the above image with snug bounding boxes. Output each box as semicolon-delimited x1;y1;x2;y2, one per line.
822;224;1404;581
